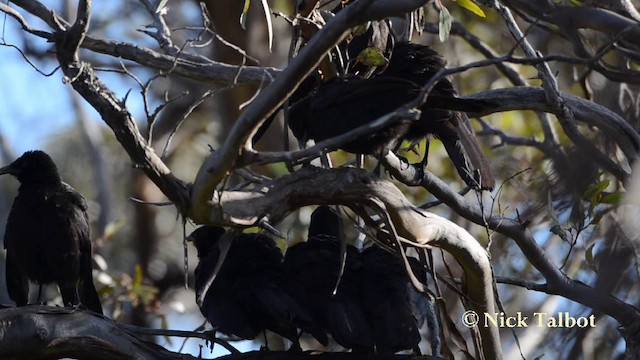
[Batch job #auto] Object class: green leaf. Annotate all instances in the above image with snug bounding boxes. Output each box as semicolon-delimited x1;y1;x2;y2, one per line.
584;179;610;204
240;0;251;30
600;192;622;205
239;0;273;51
353;22;370;36
438;6;452;43
455;0;486;18
356;47;390;67
103;218;127;241
590;208;608;225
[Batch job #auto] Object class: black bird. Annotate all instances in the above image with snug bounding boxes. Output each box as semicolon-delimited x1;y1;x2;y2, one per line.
384;42;495;190
288;42;495;190
1;150;103;314
360;246;421;354
284;206;373;351
190;226;327;348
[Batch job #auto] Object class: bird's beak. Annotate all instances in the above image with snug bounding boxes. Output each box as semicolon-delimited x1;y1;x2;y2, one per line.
185;234;194;242
0;164;15;176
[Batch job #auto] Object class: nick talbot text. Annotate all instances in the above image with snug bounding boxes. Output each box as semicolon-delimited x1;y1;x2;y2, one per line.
483;312;596;328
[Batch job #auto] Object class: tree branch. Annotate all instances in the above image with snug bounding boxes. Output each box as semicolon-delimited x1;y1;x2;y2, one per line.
468;86;640;176
189;0;383;223
0;306;195;360
8;0;279;85
46;0;190;212
381;151;640;335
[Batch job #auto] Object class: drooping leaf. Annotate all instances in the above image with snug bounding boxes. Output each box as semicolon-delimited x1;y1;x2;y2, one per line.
454;0;486;18
240;0;251;29
259;0;274;51
439;6;452;43
239;0;273;51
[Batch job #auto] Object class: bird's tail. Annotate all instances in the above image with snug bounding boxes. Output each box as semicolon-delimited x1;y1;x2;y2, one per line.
443;112;495;190
80;256;103;314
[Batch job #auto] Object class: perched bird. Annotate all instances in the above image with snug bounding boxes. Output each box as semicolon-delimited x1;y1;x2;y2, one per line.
1;150;103;314
360;246;421;354
284;206;373;351
384;42;495;190
190;226;327;348
288;42;495;190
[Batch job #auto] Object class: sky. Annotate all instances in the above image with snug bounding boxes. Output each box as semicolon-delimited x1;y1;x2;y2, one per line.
0;40;73;155
0;0;156;157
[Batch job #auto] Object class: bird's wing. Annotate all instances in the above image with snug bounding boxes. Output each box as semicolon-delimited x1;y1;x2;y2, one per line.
60;183;103;313
312;77;418;109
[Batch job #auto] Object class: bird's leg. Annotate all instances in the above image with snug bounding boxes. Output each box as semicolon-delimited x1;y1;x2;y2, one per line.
320;152;333;169
59;284;80;308
263;330;270;350
372;160;382;177
412;345;423;355
419;137;431;169
356;154;364;169
373;150;389;178
73;286;87;310
288;334;303;352
37;284;44;305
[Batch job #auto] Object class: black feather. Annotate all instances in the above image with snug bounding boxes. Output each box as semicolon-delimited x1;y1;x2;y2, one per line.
284;206;374;351
288;42;495;190
191;226;328;347
360;246;421;354
1;150;103;314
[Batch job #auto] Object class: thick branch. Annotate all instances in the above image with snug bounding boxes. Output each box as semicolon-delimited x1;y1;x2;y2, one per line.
504;1;640;48
0;305;445;359
0;306;194;360
468;86;640;172
8;0;278;85
50;9;190;211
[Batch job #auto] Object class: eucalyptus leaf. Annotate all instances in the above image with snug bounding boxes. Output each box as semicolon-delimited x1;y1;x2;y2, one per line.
438;6;452;43
456;0;486;18
240;0;251;29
